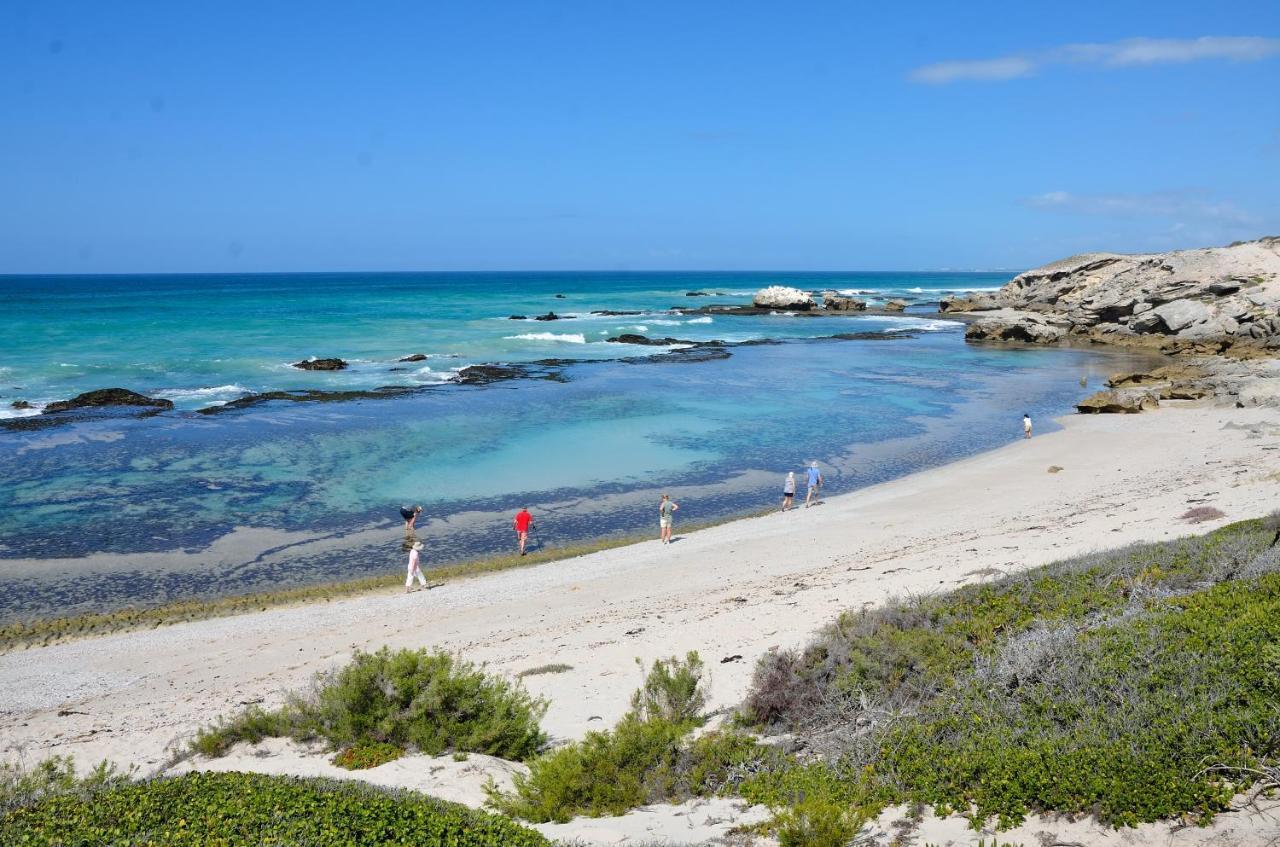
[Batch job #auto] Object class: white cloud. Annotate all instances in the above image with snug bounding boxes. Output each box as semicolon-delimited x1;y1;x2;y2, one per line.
910;36;1280;84
1023;190;1257;226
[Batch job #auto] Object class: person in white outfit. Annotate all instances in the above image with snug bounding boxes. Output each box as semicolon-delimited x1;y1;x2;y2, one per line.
1023;413;1033;439
781;471;796;511
405;540;427;592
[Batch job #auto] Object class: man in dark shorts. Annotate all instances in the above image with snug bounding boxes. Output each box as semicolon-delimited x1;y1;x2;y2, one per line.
400;505;422;530
513;507;534;555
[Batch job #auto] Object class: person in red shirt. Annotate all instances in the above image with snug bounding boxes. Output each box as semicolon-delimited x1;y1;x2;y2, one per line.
513;507;534;556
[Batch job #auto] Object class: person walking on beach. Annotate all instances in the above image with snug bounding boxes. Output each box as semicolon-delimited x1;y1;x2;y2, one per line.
400;504;422;530
782;471;796;511
659;494;679;544
804;462;823;508
405;541;427;592
1023;413;1033;439
513;507;534;556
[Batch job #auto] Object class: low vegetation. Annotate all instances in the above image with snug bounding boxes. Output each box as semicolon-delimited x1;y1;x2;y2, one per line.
0;755;133;815
735;515;1280;829
193;647;547;762
517;663;574;678
0;771;550;846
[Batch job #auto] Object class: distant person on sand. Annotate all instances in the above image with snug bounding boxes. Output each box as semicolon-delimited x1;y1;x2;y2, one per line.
659;494;679;544
804;462;823;508
405;541;427;592
513;507;534;556
782;471;796;511
1023;413;1033;439
400;504;422;530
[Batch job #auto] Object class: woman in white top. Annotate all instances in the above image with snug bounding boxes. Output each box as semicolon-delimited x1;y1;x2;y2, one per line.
405;541;427;592
781;471;796;511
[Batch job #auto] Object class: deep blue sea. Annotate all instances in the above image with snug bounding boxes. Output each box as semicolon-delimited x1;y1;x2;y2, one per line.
0;272;1154;622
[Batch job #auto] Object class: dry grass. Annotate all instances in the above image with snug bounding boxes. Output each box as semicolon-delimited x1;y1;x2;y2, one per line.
1181;505;1226;523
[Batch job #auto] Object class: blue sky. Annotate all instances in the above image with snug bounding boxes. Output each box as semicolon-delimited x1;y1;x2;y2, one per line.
2;1;1278;273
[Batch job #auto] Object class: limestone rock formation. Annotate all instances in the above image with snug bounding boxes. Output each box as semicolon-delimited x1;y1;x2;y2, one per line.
945;237;1280;355
883;299;909;312
1077;390;1160;414
752;286;815;310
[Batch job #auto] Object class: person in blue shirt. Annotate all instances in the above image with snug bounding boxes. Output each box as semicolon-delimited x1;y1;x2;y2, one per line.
804;462;823;508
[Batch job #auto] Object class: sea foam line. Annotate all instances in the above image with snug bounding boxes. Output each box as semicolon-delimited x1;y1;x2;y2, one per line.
503;332;588;344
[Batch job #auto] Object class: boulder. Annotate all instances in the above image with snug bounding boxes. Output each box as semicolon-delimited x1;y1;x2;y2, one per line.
965;312;1068;344
43;388;174;414
1147;300;1212;334
292;358;348;371
11;400;32;410
508;315;528;320
939;293;998;312
1076;390;1159;414
752;286;815;310
685;291;711;297
398;353;428;362
883;299;909;312
533;312;561;321
822;293;867;311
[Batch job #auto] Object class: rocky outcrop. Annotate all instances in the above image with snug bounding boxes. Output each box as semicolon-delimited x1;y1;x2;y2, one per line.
533;312;561;322
398;353;428;362
883;299;909;312
753;286;815;310
43;388;174;414
823;293;867;311
1077;389;1160;414
11;400;31;410
606;334;704;347
945;237;1280;356
292;358;348;371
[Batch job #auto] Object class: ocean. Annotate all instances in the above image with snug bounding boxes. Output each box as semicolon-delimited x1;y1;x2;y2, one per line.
0;271;1153;622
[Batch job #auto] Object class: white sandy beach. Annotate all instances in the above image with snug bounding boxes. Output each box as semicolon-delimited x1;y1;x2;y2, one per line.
3;402;1280;845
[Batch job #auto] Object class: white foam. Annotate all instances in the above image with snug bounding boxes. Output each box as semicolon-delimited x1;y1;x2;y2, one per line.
876;317;963;332
628;325;650;332
908;287;924;293
686;316;713;324
0;405;42;419
648;319;682;326
503;332;587;344
154;384;253;401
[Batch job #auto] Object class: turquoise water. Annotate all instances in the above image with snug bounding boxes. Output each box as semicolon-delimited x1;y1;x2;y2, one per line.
0;272;1147;622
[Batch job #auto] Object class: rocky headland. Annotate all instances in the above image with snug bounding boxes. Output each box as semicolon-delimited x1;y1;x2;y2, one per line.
943;237;1280;408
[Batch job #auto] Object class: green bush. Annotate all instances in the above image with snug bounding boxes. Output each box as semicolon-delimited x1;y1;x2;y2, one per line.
332;741;403;770
489;651;710;822
0;771;550;846
774;795;868;847
630;651;707;725
194;648;548;762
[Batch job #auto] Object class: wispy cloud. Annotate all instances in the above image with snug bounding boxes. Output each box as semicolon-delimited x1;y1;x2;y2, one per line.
1023;190;1257;226
911;36;1280;84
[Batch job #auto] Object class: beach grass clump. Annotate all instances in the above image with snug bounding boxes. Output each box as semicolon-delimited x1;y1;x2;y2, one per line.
736;517;1280;830
0;771;550;846
193;647;547;763
517;663;574;678
0;755;133;814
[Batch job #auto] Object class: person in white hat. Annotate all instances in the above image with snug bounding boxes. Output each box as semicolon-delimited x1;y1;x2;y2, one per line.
405;540;427;592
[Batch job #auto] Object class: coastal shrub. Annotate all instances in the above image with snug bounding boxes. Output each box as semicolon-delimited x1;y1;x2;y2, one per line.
0;755;132;814
736;518;1280;830
332;740;403;770
0;771;551;846
193;647;548;762
490;652;710;822
630;651;706;725
774;795;868;847
1181;505;1225;523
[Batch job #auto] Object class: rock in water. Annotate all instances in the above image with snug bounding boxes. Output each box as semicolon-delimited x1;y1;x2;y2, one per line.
292;358;348;371
43;388;174;414
398;353;428;362
883;299;909;312
752;286;815;310
1076;390;1160;414
533;312;561;321
11;400;31;410
822;293;867;311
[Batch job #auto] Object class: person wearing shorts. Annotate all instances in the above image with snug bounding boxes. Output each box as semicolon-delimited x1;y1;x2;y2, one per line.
804;463;823;508
400;504;422;530
405;541;427;592
513;507;534;556
781;471;796;511
659;494;679;544
1023;413;1033;439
